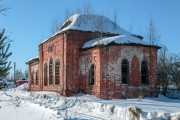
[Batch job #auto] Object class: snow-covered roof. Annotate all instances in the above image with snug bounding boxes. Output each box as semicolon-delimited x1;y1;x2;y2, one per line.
26;56;39;64
82;35;156;49
60;14;130;35
41;14;130;44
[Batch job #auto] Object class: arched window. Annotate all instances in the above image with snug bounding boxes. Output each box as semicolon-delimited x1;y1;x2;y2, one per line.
55;59;60;85
36;71;38;85
121;59;129;84
89;64;95;85
31;74;34;85
44;63;47;86
141;61;148;84
49;58;53;85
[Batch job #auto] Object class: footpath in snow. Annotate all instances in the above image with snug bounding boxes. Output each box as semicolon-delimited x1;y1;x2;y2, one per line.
0;83;179;120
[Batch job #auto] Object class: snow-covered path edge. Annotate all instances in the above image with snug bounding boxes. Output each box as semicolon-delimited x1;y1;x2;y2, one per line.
3;87;179;120
1;83;179;120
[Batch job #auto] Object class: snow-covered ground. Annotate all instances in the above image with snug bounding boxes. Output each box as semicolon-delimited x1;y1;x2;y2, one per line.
0;83;179;120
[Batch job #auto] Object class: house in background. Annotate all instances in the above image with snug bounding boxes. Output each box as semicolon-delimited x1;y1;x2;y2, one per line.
26;14;160;99
16;78;28;87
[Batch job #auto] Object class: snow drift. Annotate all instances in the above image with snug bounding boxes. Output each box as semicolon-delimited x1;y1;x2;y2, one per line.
1;83;179;120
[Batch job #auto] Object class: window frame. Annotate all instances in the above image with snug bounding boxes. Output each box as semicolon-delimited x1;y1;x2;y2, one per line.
55;59;60;85
36;71;38;85
141;61;148;85
31;74;34;85
121;59;129;85
89;64;95;86
49;58;53;85
44;63;48;86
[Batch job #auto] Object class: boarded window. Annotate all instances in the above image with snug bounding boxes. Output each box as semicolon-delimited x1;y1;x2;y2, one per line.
89;64;95;85
44;63;47;86
122;59;129;84
49;58;53;85
36;71;38;85
55;59;60;85
141;61;148;84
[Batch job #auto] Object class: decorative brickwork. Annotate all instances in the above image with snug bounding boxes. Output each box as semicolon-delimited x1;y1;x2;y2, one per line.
27;30;159;99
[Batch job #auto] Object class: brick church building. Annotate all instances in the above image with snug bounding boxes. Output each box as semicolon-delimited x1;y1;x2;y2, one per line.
27;14;160;99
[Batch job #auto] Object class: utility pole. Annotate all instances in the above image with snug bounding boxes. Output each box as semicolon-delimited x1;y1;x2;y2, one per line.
14;62;16;83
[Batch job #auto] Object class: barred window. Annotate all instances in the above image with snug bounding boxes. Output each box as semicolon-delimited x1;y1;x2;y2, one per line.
55;59;60;85
44;63;47;86
49;58;53;85
141;61;148;84
89;64;95;85
36;71;38;85
121;59;129;84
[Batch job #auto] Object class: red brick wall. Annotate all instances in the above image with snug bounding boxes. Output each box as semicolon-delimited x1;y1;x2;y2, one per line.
64;31;105;96
29;30;158;99
39;33;65;94
79;48;101;97
130;55;140;85
28;61;40;91
79;45;158;99
31;30;112;96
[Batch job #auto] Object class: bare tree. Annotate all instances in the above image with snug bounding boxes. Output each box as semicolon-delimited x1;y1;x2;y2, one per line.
112;8;118;29
82;1;93;15
0;1;9;15
75;1;94;15
145;17;160;45
64;8;74;21
15;69;26;80
168;54;180;89
91;13;107;37
24;69;28;79
5;73;14;82
157;45;180;96
50;17;62;34
157;46;169;95
128;24;133;34
51;1;94;34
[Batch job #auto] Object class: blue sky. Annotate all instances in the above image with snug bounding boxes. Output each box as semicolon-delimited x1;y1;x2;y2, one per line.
0;0;180;75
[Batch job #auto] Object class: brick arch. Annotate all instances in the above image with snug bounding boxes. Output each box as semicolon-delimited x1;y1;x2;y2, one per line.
36;71;38;85
141;60;149;85
130;55;140;85
55;59;60;85
89;63;95;85
31;73;34;85
44;63;48;86
49;58;53;85
121;58;129;84
31;69;35;85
